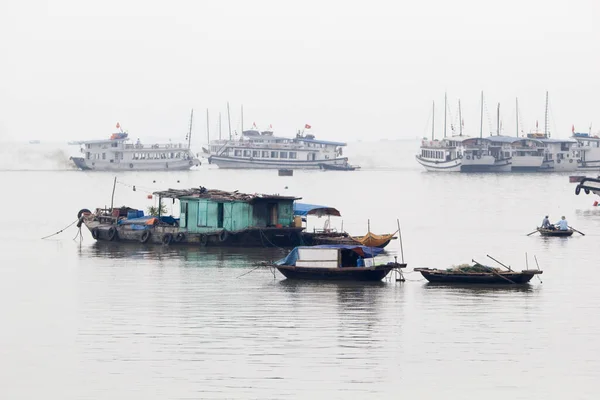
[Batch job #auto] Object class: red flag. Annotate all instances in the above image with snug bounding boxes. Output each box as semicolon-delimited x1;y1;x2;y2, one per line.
269;124;272;129
536;120;538;129
572;124;575;133
116;122;120;129
305;124;311;129
252;122;256;128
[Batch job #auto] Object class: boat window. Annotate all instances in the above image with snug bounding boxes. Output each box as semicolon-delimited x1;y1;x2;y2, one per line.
234;150;242;156
289;152;297;159
86;152;90;159
102;153;106;160
262;151;269;158
243;150;251;157
271;151;278;158
280;152;288;159
252;150;259;157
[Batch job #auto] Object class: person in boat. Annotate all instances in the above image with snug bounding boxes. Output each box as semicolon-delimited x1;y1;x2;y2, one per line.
555;216;569;231
541;215;555;230
356;256;364;267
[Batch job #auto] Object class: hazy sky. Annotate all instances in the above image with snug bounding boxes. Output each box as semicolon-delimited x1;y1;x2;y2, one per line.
1;0;598;144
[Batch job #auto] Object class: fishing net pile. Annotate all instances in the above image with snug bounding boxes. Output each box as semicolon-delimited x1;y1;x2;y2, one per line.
446;263;500;273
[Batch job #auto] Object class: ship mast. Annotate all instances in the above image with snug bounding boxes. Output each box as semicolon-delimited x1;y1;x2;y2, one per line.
479;91;484;138
544;91;549;137
187;109;194;149
496;103;500;136
241;104;244;136
227;102;232;140
219;112;222;140
515;98;519;137
458;99;463;136
206;109;210;145
431;101;435;141
443;92;447;138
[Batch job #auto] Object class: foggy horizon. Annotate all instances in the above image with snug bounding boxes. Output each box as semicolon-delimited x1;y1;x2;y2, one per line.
1;0;598;143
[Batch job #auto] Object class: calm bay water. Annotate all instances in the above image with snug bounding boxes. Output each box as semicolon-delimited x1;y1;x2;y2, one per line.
1;140;599;399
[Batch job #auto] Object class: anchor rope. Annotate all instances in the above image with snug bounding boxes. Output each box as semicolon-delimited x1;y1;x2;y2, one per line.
41;219;79;240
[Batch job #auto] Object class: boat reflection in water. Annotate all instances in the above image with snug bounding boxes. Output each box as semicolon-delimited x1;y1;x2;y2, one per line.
80;241;288;266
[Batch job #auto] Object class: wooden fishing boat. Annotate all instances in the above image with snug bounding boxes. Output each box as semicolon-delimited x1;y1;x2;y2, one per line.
272;245;406;281
537;228;574;237
415;263;542;285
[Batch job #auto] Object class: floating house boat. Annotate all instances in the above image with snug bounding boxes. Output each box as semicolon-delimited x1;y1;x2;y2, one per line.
78;187;305;247
271;245;406;281
204;129;355;170
69;122;200;171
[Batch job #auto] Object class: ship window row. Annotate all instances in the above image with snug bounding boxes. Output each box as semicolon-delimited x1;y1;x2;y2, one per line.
232;150;297;159
132;152;187;160
421;149;445;159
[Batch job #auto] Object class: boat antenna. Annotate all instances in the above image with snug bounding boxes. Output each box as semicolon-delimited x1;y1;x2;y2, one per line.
544;91;549;138
431;101;435;141
496;102;500;136
227;102;232;140
480;91;484;138
187;109;194;150
458;99;463;136
219;112;222;140
206;108;210;146
443;92;447;138
241;104;244;135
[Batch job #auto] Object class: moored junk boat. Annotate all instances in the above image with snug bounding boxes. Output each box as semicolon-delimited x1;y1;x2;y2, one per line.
78;187;306;247
271;245;406;281
485;136;544;171
414;262;543;284
461;137;511;172
415;137;463;172
293;203;397;248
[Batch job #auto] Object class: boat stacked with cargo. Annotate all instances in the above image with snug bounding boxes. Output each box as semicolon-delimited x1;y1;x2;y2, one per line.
204;128;356;170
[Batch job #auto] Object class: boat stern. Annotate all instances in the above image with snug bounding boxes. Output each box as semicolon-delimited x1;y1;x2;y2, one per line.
70;157;92;170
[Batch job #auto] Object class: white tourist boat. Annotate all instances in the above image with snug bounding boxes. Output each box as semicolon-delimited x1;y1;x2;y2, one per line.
204;127;354;170
573;132;600;171
485;136;544;171
415;137;463;172
538;137;578;172
69;120;200;171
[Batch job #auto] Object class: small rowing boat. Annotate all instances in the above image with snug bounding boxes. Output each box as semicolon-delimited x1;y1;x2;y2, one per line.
537;228;574;237
414;262;542;285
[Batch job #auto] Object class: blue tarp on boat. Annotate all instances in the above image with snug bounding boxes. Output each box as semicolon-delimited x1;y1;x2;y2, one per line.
117;215;179;225
275;245;384;266
293;203;341;217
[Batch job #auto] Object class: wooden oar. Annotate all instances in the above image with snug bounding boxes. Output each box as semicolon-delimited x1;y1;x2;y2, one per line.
569;226;585;236
526;228;540;236
472;259;516;284
486;254;512;271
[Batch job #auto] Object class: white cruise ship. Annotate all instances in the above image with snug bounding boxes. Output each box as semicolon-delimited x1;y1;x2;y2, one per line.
69;124;200;171
573;132;600;171
204;129;354;170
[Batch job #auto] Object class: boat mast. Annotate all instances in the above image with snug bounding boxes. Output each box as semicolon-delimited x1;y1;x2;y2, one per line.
443;92;447;138
544;91;549;137
431;101;435;141
516;98;519;137
458;99;463;136
219;112;222;140
206;108;210;145
227;102;232;140
241;104;244;135
479;91;484;138
496;103;500;136
187;109;194;149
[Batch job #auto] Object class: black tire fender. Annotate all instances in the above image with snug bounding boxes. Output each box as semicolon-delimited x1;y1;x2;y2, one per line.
91;228;100;240
162;233;173;245
219;230;228;242
575;185;581;195
175;232;185;243
200;234;208;246
130;163;134;168
140;230;151;243
77;208;91;219
107;226;118;241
